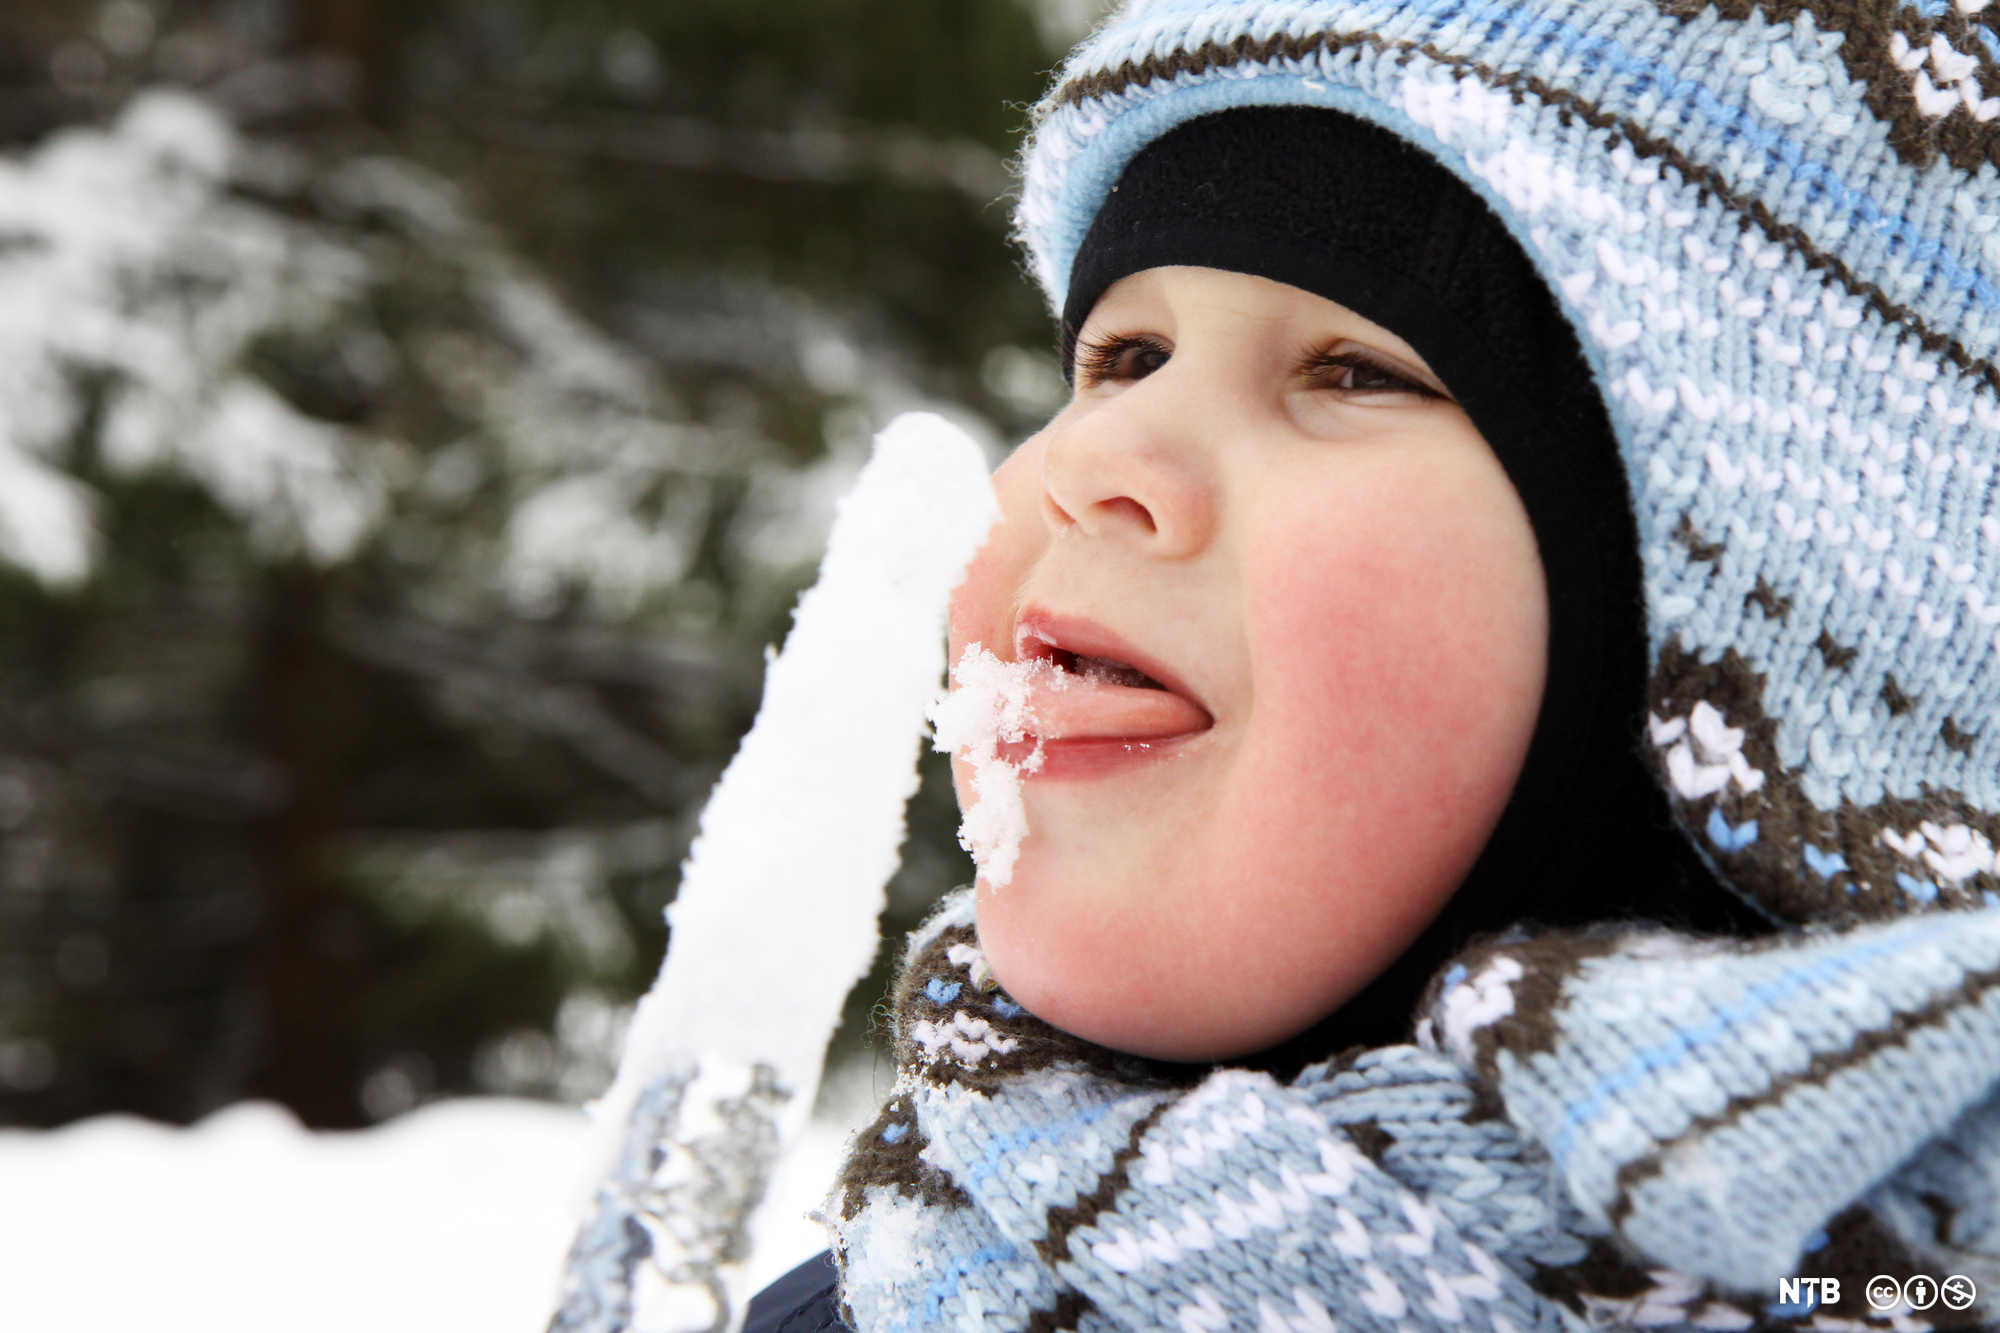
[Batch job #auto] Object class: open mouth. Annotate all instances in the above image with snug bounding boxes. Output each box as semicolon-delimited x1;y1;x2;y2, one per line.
1042;648;1169;692
999;614;1213;771
1014;616;1191;697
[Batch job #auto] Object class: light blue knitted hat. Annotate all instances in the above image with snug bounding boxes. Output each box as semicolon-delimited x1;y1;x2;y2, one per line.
1016;0;2000;928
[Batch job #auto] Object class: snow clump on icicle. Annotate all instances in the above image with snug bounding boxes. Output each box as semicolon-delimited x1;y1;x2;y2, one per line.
926;647;1066;888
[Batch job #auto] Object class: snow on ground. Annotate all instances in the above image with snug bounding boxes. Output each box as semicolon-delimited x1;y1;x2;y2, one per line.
0;1089;864;1332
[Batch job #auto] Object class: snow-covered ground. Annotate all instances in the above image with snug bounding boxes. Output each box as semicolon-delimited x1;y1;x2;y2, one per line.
0;1089;864;1332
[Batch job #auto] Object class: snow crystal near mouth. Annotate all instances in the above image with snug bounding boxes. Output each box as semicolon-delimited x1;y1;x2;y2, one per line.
926;644;1065;887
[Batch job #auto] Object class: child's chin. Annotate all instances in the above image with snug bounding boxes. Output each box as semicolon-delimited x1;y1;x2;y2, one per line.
977;904;1314;1062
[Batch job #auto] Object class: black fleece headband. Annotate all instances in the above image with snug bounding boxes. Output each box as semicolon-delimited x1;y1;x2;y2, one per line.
1061;108;1758;1066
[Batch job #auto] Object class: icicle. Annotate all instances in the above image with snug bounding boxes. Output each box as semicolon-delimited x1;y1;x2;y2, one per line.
548;413;998;1333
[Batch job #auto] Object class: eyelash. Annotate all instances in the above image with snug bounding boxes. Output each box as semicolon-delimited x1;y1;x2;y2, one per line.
1073;335;1443;400
1301;349;1444;400
1075;335;1171;387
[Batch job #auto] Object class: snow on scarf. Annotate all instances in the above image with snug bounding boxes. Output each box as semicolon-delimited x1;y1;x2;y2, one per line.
831;891;2000;1332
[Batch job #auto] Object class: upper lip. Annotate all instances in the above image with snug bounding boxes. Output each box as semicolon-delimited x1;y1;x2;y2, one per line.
1012;610;1211;720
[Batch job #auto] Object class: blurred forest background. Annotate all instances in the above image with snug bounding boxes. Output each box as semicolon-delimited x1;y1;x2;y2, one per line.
0;0;1089;1130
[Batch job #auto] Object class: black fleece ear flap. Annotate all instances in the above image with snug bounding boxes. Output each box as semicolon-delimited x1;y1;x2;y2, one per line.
1060;107;1768;1072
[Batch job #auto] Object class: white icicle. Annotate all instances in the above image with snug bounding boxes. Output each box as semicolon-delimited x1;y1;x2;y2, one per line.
549;412;998;1333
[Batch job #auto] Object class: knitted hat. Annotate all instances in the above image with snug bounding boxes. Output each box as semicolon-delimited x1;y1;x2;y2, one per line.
1016;0;2000;931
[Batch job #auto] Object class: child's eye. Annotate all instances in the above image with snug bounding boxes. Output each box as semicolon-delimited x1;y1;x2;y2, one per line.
1076;335;1172;387
1303;350;1445;400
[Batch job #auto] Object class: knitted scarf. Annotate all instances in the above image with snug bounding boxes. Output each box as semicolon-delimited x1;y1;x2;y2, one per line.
831;891;2000;1332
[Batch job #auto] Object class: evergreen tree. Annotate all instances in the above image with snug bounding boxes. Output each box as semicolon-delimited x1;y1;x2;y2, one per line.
0;0;1089;1128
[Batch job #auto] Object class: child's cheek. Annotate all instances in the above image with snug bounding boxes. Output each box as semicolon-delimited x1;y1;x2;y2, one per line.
1234;465;1545;942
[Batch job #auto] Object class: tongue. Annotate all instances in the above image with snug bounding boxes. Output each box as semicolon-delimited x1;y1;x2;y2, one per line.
1024;670;1210;742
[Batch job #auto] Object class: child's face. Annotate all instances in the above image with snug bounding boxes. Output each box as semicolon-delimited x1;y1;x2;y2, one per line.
949;266;1547;1061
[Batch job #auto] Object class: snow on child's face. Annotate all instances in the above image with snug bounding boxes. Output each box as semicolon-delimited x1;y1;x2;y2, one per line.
946;267;1548;1062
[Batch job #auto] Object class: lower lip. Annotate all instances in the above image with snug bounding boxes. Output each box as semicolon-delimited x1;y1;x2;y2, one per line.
998;734;1200;779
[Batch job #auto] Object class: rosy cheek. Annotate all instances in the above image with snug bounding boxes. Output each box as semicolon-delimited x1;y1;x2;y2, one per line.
1228;478;1544;949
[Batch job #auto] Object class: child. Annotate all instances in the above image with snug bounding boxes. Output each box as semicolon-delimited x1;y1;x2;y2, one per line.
747;0;2000;1330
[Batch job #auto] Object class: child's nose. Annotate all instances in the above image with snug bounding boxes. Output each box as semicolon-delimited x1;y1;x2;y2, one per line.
1037;395;1216;557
